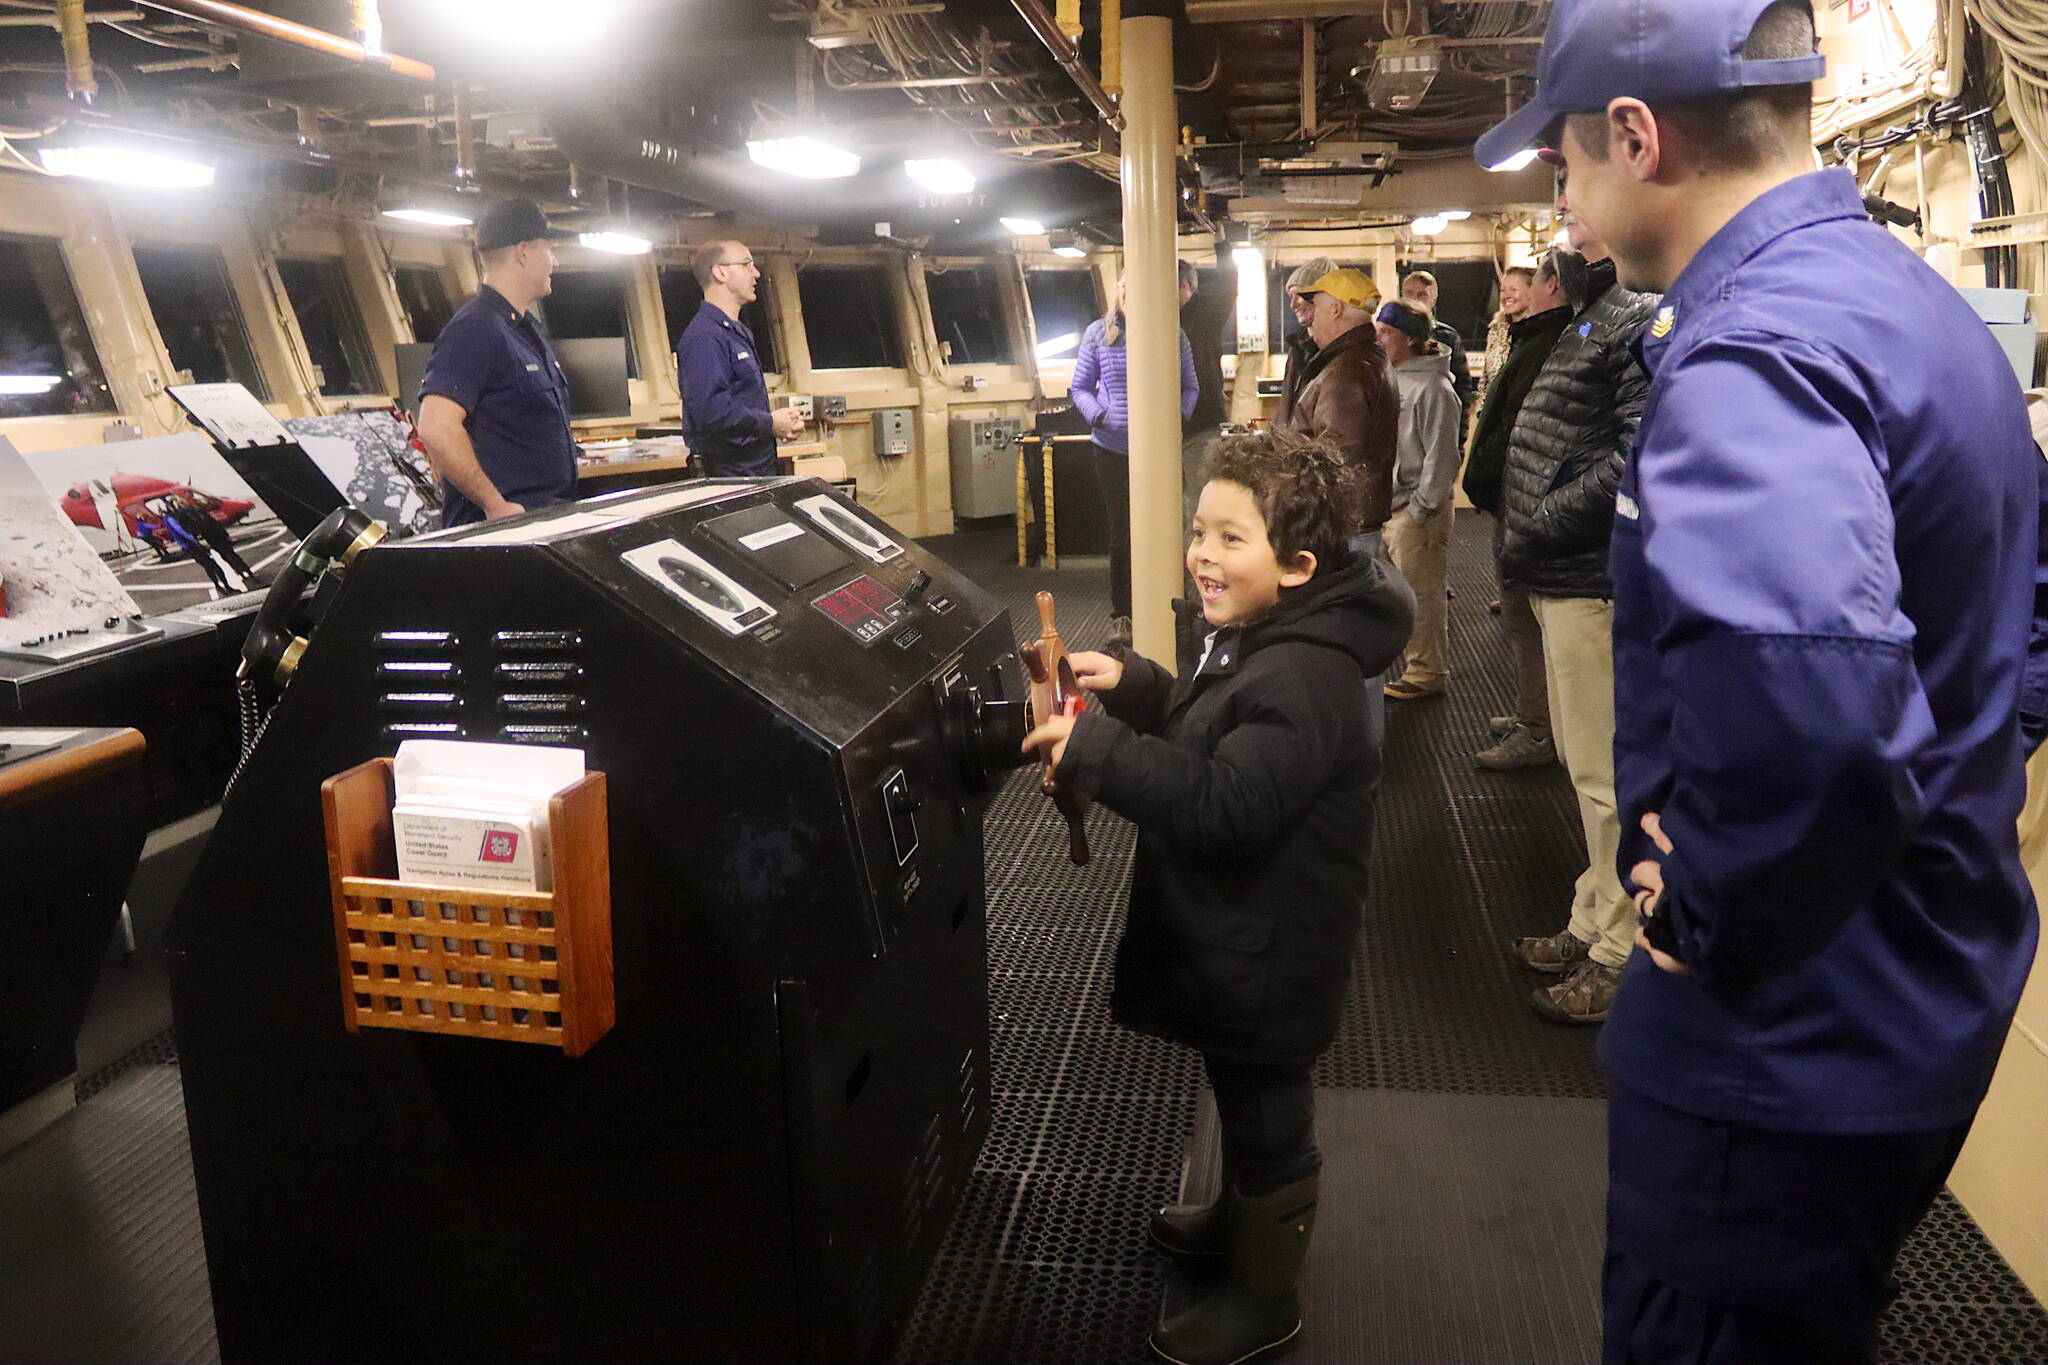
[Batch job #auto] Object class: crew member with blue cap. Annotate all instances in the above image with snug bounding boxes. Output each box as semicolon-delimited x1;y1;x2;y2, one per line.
1477;2;2047;1360
417;198;582;527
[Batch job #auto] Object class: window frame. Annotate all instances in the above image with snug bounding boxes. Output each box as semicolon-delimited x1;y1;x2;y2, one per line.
795;262;908;373
131;239;272;403
538;267;642;380
0;232;116;420
392;262;457;345
1022;265;1102;367
275;255;385;398
922;260;1017;368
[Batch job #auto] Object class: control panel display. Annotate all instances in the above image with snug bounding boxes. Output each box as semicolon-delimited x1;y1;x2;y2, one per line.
811;576;907;644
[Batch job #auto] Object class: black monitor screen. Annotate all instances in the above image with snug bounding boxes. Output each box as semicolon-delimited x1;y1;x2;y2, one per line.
553;336;632;419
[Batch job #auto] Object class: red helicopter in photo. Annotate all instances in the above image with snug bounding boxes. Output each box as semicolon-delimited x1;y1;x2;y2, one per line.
58;473;256;547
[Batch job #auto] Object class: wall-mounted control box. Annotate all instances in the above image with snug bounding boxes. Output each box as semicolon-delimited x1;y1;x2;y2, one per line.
873;408;915;458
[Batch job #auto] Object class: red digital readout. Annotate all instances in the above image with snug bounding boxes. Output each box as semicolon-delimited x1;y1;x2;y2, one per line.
812;576;904;640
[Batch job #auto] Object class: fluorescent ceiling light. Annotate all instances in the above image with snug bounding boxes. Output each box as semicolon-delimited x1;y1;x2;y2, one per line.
747;135;861;180
38;142;214;189
1439;209;1472;221
904;158;976;195
456;0;620;44
0;375;62;395
1000;216;1047;236
381;207;474;228
579;231;653;255
1052;244;1088;259
1488;148;1539;173
1034;331;1080;360
1409;215;1448;236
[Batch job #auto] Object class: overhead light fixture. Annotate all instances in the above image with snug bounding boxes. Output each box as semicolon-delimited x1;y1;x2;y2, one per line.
382;207;474;228
1355;35;1442;114
1488;148;1540;173
38;141;214;190
0;375;63;395
461;0;623;45
1000;216;1048;236
1439;209;1471;221
1052;245;1088;259
747;133;860;180
1409;215;1448;236
578;231;653;255
904;158;976;195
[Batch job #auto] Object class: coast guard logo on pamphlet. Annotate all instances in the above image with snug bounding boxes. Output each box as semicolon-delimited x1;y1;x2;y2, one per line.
1616;491;1640;521
1650;304;1677;339
478;828;520;864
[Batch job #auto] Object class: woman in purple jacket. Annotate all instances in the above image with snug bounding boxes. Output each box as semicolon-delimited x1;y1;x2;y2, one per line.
1070;263;1200;640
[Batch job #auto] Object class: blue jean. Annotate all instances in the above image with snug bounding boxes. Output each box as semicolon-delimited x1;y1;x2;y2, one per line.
1350;530;1388;785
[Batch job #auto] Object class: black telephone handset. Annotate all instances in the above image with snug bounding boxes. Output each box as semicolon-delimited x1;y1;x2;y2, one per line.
239;505;387;687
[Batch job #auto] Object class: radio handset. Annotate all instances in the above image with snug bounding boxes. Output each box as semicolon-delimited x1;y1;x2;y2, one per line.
239;506;387;688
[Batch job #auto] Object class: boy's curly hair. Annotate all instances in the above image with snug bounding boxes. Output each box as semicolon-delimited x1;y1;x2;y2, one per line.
1200;430;1363;574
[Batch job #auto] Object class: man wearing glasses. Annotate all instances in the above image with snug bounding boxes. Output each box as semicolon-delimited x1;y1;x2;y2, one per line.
678;240;803;478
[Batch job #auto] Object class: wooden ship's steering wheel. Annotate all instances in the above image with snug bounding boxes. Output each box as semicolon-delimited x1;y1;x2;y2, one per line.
1019;590;1092;865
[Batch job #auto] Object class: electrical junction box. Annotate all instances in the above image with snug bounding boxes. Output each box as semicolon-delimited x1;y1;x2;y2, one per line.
774;394;814;421
818;395;848;420
948;417;1024;520
873;408;915;458
1958;287;2038;388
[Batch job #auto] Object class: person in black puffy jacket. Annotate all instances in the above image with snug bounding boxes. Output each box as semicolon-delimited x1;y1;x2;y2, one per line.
1023;430;1412;1365
1499;163;1659;1027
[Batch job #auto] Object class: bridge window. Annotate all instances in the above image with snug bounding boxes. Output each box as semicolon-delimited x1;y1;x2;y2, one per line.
1024;267;1099;362
277;257;382;396
925;264;1013;365
133;243;268;402
657;264;777;374
0;234;113;419
541;270;639;379
797;265;904;370
394;264;456;344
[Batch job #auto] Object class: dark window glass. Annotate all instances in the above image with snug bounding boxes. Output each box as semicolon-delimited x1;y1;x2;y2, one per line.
1023;268;1099;361
1396;259;1489;350
1193;266;1237;352
394;263;455;344
132;243;269;401
276;257;382;396
539;270;638;378
657;264;777;373
796;265;903;369
0;235;113;418
925;264;1013;365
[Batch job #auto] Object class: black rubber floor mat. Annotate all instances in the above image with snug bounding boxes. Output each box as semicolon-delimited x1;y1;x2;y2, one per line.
0;1061;216;1364
1165;1088;1606;1365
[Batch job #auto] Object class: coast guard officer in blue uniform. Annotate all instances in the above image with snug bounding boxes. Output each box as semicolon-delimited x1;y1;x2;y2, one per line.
1478;2;2047;1359
677;239;803;478
417;199;580;527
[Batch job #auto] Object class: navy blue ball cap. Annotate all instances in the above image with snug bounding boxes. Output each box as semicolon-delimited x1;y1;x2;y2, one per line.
475;198;576;252
1474;0;1826;169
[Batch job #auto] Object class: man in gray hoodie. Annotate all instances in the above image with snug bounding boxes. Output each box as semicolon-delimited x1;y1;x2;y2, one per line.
1375;298;1463;700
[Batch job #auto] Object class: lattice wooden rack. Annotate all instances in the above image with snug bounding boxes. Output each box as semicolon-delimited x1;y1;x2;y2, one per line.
321;757;615;1057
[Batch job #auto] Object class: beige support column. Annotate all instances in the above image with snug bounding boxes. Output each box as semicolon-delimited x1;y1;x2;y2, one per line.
339;220;405;395
1121;5;1181;664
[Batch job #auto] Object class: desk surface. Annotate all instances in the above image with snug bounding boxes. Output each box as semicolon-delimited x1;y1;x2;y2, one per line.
0;727;145;810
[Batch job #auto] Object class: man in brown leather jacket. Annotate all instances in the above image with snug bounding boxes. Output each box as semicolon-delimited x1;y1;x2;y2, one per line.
1279;268;1400;551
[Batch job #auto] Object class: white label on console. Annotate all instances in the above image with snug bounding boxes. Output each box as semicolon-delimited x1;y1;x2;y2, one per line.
738;522;806;551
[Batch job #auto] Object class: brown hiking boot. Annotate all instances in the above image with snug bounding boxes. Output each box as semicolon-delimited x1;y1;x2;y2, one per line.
1531;960;1624;1025
1511;927;1592;974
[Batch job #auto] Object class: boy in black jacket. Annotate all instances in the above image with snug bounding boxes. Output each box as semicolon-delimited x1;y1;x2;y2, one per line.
1025;432;1413;1365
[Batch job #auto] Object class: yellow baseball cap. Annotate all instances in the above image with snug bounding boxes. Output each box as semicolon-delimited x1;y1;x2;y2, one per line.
1303;268;1380;311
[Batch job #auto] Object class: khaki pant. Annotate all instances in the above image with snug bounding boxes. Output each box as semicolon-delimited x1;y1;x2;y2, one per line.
1529;594;1633;968
1383;506;1453;685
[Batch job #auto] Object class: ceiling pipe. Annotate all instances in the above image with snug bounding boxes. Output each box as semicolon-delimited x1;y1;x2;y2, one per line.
128;0;434;82
1008;0;1124;132
56;0;97;105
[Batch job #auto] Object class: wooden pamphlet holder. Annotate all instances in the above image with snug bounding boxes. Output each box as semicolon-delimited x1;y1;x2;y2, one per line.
321;757;615;1056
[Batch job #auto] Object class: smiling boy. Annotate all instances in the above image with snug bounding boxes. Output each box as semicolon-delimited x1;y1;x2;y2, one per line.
1024;431;1413;1365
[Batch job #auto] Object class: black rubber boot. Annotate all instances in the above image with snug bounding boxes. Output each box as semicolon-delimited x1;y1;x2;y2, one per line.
1149;1176;1317;1365
1149;1190;1233;1259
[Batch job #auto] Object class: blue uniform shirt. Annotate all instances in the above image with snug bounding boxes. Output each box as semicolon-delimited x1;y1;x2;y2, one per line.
677;300;778;477
419;284;579;527
1601;169;2045;1133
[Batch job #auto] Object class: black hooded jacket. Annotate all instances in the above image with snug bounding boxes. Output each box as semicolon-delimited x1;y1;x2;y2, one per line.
1461;303;1574;514
1498;254;1657;597
1058;553;1415;1064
